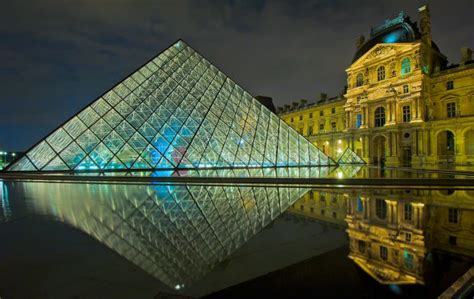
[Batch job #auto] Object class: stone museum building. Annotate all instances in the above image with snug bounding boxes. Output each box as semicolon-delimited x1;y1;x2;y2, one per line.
278;6;474;167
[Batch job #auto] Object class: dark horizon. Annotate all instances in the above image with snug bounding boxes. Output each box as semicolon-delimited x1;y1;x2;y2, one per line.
1;0;473;151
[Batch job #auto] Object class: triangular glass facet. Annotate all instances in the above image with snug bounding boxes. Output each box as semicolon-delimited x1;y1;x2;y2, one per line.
337;147;365;164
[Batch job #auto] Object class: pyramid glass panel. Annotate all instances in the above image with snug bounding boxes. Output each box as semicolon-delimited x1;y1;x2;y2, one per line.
6;40;335;172
337;147;366;164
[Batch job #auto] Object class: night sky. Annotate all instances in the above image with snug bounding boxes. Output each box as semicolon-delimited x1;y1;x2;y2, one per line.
0;0;472;151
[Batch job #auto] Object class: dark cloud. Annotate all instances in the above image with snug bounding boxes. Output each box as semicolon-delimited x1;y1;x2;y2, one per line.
0;0;472;151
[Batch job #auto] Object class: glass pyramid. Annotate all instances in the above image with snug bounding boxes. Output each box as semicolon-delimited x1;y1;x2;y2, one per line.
337;147;365;164
6;40;334;172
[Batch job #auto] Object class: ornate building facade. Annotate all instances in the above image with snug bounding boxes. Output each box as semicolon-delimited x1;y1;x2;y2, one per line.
278;6;474;167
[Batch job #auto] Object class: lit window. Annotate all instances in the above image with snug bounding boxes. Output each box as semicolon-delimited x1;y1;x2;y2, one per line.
356;114;362;128
356;73;364;87
320;110;324;116
403;105;411;122
376;199;387;219
380;246;388;260
447;102;456;118
377;66;386;81
403;85;409;93
401;58;411;76
447;80;454;90
356;197;363;212
374;107;386;127
331;107;336;114
405;232;412;242
404;251;414;269
404;204;412;221
448;208;458;224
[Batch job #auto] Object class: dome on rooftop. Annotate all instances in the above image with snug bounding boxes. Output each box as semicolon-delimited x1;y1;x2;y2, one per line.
352;11;421;63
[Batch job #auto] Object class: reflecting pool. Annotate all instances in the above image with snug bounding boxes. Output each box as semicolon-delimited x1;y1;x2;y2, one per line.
0;171;473;298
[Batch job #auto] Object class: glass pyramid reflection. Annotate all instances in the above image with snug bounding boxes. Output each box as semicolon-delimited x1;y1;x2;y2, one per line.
4;180;309;293
7;40;334;172
337;147;365;164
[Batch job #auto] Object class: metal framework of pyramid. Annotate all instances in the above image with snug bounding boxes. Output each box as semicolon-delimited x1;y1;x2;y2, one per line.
6;40;335;172
337;147;365;164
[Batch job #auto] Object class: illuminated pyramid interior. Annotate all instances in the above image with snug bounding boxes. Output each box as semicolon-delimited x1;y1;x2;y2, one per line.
337;147;365;164
7;40;334;172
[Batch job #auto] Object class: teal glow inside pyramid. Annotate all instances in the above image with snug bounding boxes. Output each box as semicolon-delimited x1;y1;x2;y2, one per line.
7;40;335;172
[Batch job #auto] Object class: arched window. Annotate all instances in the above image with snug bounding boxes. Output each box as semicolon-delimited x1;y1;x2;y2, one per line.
377;66;385;81
401;58;411;76
356;73;364;87
374;107;386;127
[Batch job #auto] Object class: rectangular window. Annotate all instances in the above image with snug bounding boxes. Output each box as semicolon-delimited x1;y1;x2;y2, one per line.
332;212;337;218
300;205;304;211
320;111;324;116
331;122;336;131
299;128;303;134
380;246;388;261
403;105;411;122
310;207;314;213
404;204;412;221
447;80;454;90
403;85;409;93
308;126;313;135
291;117;294;122
331;107;336;114
447;102;456;118
299;115;303;121
448;208;458;224
356;113;362;128
405;232;412;242
319;123;324;131
321;209;325;216
309;112;313;119
404;251;414;269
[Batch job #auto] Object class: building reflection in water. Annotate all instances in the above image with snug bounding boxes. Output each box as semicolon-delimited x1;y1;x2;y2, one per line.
287;188;474;285
0;180;309;291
